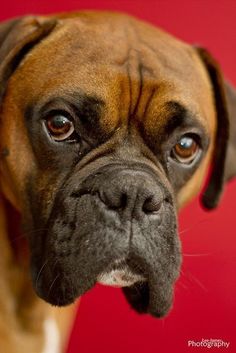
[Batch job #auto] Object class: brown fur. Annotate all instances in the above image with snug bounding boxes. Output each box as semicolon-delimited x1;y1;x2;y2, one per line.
0;11;235;352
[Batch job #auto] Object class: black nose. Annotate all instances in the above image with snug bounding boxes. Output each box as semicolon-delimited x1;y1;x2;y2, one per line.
97;169;163;216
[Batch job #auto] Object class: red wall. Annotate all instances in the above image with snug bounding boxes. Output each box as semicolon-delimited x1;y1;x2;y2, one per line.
1;1;236;352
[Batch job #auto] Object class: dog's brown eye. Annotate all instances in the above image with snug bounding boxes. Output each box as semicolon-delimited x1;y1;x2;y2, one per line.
45;114;75;141
171;135;199;164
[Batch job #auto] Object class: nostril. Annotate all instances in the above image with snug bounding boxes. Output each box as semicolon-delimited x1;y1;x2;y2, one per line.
142;196;162;214
120;193;127;209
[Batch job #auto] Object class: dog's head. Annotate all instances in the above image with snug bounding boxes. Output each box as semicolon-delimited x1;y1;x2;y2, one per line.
0;12;235;317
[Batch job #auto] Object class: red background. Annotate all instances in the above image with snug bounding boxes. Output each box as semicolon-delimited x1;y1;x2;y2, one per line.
1;1;236;352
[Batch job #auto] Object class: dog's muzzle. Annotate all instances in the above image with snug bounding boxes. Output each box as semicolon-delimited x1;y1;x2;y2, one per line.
31;162;181;317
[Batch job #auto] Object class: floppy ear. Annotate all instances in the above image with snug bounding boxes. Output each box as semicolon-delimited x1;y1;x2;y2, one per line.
195;47;236;209
224;81;236;181
0;15;57;103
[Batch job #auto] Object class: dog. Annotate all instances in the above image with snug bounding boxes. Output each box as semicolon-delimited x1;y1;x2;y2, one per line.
0;11;235;353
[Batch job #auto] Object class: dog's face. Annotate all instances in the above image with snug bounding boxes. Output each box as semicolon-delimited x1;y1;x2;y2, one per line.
0;12;235;317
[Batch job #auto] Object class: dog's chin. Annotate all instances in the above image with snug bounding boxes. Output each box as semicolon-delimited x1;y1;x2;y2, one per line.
32;254;177;318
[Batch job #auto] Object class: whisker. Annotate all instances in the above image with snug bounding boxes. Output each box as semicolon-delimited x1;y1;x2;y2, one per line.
187;272;208;292
179;218;210;236
176;280;188;290
35;260;48;291
181;270;208;293
47;274;60;297
10;227;51;245
183;252;212;257
21;227;50;237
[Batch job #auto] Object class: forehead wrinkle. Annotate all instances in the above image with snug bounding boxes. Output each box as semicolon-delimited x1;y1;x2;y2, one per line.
121;47;160;125
9;13;213;143
110;18;159;124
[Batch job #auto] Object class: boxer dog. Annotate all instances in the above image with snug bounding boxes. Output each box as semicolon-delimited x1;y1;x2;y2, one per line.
0;11;235;353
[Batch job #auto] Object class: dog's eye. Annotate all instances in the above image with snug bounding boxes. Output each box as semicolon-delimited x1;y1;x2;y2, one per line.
171;134;199;164
45;114;75;141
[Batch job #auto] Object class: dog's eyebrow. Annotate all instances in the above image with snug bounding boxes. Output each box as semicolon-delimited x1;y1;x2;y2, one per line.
65;92;105;128
39;92;105;125
163;101;207;135
26;92;105;135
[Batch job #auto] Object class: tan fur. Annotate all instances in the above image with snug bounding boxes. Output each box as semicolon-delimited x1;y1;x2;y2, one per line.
0;11;218;352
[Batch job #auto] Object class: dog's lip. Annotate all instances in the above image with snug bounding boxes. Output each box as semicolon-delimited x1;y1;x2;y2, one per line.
122;277;174;318
32;255;175;317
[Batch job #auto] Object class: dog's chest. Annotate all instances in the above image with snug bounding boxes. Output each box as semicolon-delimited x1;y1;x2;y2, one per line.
42;318;60;353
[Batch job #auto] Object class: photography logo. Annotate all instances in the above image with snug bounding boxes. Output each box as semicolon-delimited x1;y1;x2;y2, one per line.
187;339;230;349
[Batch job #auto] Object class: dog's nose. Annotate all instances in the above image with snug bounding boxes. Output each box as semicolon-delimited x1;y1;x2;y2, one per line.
97;170;163;216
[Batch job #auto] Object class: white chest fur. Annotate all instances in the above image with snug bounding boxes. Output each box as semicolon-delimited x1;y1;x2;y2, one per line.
42;317;60;353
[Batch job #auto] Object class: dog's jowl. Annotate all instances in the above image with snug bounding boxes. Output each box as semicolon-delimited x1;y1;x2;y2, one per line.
0;11;235;353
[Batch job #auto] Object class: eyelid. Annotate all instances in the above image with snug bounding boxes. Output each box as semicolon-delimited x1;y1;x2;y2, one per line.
175;133;201;148
42;109;75;122
165;126;209;151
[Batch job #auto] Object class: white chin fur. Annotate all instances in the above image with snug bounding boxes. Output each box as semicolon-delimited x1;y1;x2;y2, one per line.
97;267;144;288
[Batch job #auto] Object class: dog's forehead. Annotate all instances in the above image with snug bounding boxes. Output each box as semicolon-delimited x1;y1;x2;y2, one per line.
10;12;215;132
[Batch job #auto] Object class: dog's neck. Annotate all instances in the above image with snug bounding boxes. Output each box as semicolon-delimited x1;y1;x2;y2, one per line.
0;194;77;353
0;194;48;353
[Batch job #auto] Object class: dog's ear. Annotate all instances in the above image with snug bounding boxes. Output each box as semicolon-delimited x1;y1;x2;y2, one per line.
0;15;57;103
195;47;236;209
